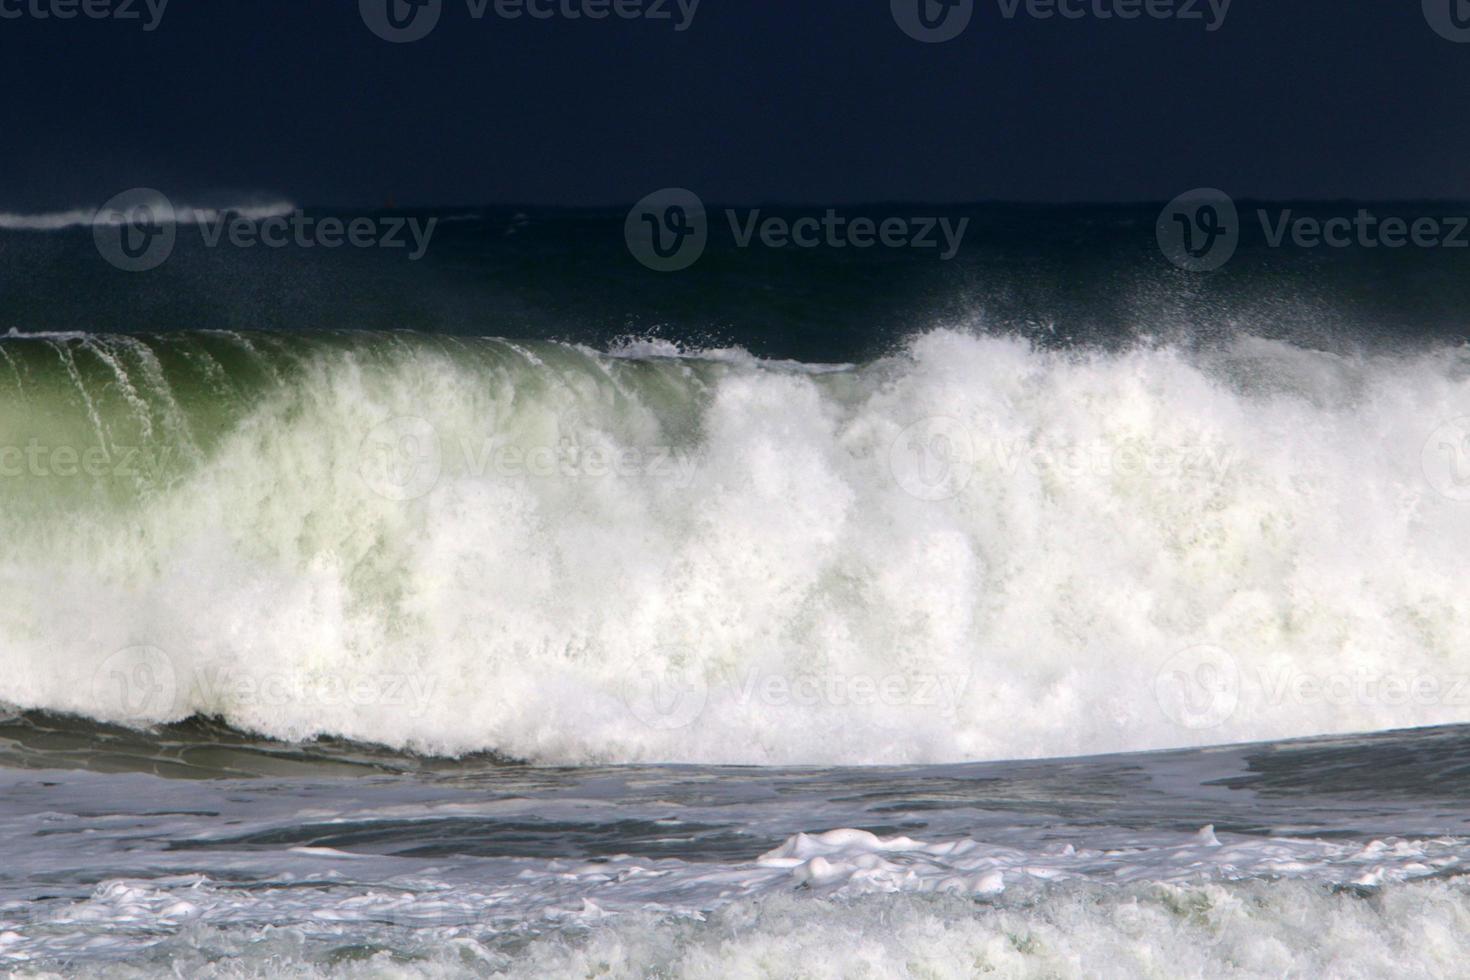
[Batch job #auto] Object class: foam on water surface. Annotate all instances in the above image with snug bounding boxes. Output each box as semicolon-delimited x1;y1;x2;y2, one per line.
7;837;1470;978
2;725;1470;976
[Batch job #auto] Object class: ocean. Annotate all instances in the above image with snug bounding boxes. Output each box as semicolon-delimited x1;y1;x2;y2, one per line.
2;202;1470;977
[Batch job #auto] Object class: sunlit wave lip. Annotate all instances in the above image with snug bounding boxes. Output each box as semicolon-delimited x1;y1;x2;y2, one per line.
600;337;855;372
3;327;96;340
0;200;297;231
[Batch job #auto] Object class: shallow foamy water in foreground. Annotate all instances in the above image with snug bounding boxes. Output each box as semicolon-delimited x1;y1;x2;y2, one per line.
3;715;1470;977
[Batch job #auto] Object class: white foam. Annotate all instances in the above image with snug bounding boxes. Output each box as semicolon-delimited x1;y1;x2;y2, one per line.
6;826;1469;977
3;329;1470;763
0;199;296;230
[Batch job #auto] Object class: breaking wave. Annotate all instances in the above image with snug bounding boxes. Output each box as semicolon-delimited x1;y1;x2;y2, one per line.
1;327;1469;764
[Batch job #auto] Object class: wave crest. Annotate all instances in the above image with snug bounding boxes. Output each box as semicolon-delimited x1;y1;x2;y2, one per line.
1;329;1468;763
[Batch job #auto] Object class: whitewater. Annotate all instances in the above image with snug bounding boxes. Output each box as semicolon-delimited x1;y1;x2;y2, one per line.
2;325;1469;764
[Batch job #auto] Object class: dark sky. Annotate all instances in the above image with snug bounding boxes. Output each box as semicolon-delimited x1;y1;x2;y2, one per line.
1;0;1467;209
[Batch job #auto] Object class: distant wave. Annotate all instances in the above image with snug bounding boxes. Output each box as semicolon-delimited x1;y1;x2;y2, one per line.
0;199;296;231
